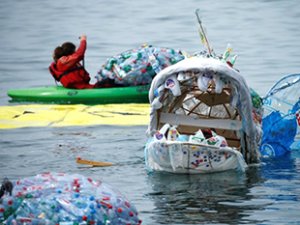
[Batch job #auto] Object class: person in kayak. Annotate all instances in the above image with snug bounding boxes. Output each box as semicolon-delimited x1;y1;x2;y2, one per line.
49;35;96;89
49;35;120;89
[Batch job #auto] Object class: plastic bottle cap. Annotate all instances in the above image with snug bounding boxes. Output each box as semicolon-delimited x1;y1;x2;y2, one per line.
117;207;123;213
82;215;88;221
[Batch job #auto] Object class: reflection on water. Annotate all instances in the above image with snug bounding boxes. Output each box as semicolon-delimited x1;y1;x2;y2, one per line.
146;155;300;224
1;125;300;224
146;169;259;224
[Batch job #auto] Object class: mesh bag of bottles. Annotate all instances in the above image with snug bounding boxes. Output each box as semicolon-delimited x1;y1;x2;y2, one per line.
261;74;300;157
96;45;185;86
0;172;141;225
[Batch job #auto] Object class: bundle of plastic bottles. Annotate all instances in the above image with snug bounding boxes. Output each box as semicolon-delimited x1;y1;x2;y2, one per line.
153;123;228;148
145;123;248;173
96;45;185;86
0;172;141;225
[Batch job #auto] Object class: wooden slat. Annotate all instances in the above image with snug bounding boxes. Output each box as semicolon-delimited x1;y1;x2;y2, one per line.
160;113;242;131
195;91;231;106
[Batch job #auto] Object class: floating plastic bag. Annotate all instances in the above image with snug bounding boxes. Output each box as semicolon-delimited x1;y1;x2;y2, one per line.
0;172;141;225
97;45;185;86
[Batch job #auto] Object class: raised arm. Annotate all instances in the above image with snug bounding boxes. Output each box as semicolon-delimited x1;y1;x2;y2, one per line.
58;35;87;69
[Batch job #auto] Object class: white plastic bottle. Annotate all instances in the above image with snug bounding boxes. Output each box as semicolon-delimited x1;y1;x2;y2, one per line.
213;75;224;94
152;97;163;109
165;75;181;96
112;64;127;80
149;54;160;74
152;84;165;109
189;129;205;144
222;43;232;61
154;123;170;141
167;126;179;141
230;55;238;66
154;84;165;98
177;72;189;82
197;74;211;92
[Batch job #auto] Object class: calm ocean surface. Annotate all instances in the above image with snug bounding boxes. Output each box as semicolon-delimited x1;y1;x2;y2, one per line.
1;0;300;224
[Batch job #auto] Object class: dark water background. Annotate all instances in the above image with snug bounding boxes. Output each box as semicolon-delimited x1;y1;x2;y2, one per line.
1;0;300;224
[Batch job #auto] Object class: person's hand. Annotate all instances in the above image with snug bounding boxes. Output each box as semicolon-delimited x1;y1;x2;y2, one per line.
80;34;87;41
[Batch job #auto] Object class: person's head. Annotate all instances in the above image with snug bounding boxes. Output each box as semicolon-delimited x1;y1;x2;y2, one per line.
53;46;64;62
52;41;76;62
62;42;76;56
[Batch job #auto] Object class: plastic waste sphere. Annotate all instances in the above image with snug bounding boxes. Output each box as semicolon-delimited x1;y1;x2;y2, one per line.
0;172;142;225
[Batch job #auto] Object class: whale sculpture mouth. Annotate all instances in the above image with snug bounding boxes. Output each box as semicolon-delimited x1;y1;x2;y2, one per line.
145;57;263;174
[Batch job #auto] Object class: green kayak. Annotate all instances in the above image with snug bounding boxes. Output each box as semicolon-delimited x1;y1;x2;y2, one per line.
7;85;150;104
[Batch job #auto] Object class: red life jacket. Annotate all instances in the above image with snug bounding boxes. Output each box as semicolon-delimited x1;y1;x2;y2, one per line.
49;39;95;89
49;62;94;89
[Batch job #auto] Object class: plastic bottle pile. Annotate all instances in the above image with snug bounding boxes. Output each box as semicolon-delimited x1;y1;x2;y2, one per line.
96;45;185;86
145;123;248;173
153;124;228;148
0;172;141;225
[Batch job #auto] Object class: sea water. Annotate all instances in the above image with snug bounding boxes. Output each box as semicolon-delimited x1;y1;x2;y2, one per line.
1;0;300;224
